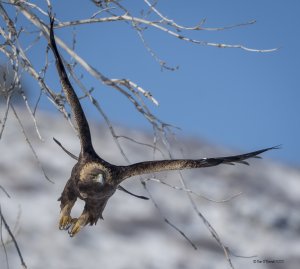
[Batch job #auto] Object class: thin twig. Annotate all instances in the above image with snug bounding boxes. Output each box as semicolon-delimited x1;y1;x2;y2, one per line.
107;1;177;70
53;137;78;160
0;185;11;198
0;210;10;269
0;206;27;269
145;177;242;203
115;135;166;158
143;0;257;31
141;181;197;249
0;93;11;139
111;79;159;106
19;89;44;141
11;104;54;183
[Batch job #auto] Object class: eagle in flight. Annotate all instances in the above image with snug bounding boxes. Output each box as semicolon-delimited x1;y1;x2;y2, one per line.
48;15;277;237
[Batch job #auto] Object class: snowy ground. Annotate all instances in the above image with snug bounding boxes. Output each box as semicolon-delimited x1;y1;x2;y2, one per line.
0;109;299;269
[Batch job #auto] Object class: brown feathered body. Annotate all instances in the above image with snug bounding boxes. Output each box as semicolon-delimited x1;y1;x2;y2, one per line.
58;155;119;225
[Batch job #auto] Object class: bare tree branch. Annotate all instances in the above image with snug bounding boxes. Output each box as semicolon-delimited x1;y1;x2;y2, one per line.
0;206;27;269
55;15;277;53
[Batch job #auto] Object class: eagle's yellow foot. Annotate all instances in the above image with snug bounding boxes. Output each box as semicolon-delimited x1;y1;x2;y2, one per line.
59;202;76;230
68;212;89;237
59;215;73;230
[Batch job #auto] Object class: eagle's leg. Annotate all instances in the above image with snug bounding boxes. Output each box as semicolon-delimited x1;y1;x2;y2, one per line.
58;179;77;230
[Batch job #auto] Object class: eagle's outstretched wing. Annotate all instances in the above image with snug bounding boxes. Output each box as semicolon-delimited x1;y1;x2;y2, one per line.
120;146;279;181
49;16;94;155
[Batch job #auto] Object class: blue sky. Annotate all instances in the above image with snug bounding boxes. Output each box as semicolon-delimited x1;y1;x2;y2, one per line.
2;1;299;166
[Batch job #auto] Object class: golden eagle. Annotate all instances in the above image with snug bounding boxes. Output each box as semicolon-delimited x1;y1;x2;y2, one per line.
48;15;277;237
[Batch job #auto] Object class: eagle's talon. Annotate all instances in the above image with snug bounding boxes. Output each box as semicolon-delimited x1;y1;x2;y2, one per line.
59;215;73;230
69;225;80;237
68;212;89;237
67;218;78;236
68;219;83;237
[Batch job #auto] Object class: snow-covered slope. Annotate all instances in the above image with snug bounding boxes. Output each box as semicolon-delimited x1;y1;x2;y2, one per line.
0;109;299;269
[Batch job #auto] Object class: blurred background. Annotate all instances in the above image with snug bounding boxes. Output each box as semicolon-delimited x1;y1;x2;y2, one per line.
0;1;299;268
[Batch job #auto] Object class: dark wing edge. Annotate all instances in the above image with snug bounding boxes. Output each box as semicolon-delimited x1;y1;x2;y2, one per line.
213;145;281;166
119;145;280;181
